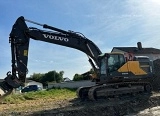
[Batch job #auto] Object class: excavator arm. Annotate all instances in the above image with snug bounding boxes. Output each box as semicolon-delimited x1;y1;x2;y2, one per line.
0;16;102;97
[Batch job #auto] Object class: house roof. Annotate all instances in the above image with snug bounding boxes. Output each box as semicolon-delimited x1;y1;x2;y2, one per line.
112;42;160;54
112;47;160;54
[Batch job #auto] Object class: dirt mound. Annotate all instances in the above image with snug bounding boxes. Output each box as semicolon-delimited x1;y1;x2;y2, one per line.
27;93;160;116
0;93;160;116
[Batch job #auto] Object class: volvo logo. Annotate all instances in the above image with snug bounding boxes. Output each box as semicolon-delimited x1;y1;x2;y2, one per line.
43;34;69;42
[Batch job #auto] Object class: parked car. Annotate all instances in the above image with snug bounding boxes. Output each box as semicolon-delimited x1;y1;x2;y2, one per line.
21;85;42;93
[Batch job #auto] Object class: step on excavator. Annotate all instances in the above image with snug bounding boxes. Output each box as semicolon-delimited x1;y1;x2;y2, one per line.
0;16;154;100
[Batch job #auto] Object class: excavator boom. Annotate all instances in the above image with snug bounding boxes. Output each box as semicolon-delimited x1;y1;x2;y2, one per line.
0;16;102;97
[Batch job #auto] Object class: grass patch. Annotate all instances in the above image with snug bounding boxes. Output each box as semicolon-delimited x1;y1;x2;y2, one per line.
2;88;76;104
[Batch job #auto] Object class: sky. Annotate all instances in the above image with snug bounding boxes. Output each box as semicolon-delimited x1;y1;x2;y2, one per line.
1;0;160;79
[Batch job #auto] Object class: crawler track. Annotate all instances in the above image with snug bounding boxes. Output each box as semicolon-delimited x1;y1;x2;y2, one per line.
77;82;152;100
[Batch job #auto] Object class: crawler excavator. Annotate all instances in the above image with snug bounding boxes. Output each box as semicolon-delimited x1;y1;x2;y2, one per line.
0;16;154;100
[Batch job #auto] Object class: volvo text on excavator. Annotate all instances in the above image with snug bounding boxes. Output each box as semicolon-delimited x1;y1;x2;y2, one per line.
0;16;154;100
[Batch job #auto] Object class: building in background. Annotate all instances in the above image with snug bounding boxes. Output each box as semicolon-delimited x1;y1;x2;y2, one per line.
111;42;160;61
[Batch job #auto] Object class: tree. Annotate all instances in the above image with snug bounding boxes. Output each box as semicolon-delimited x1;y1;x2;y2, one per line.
73;68;95;81
57;71;64;83
30;73;44;82
29;70;64;84
73;73;83;81
44;70;57;82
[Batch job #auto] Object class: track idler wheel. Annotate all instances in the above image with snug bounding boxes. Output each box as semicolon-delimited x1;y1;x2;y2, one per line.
88;87;97;100
76;87;90;100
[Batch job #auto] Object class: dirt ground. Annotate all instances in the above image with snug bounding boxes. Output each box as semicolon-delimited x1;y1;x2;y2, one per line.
0;92;160;116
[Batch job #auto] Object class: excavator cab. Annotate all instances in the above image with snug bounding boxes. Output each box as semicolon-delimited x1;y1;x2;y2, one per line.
98;52;153;84
98;53;126;83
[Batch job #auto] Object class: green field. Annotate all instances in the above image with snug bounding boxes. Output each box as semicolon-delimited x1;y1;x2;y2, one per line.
3;88;77;104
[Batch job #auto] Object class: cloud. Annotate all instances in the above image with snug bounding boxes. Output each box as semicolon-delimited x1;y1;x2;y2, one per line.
125;0;160;47
80;0;160;49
